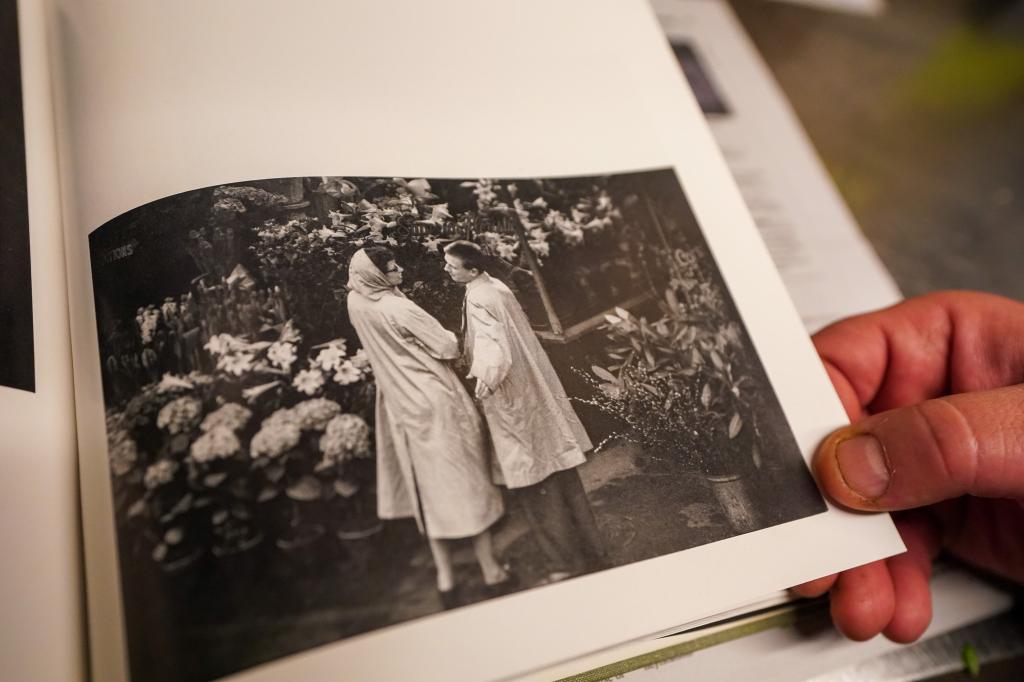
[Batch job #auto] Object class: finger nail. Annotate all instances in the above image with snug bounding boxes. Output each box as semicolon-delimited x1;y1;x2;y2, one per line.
835;434;890;500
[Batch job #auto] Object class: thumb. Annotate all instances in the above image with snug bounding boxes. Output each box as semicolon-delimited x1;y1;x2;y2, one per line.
814;384;1024;510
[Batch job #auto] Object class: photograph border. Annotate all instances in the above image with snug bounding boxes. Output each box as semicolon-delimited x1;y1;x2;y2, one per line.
86;169;831;680
83;170;899;682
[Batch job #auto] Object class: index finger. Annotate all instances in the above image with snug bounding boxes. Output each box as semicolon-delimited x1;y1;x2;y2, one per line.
813;291;1024;417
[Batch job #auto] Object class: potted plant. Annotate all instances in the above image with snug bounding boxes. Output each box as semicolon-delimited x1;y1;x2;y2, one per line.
586;246;766;532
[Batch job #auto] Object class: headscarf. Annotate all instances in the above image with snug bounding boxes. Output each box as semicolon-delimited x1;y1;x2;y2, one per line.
347;249;407;301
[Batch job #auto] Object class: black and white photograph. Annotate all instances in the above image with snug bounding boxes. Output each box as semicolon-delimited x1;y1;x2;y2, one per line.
89;169;825;681
672;42;731;117
0;0;34;393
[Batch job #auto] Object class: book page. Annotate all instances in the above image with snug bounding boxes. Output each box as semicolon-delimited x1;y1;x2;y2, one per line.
523;565;1012;681
655;0;901;333
0;0;33;392
48;1;904;680
0;0;85;679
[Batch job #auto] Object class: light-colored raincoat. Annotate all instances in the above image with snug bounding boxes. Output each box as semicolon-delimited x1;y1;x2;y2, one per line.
464;273;593;488
346;250;503;539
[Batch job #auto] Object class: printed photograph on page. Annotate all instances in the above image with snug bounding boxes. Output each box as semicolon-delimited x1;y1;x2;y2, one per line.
88;170;825;681
0;0;34;393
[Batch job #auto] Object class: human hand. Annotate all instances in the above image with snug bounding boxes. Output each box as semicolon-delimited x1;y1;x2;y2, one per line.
470;375;493;400
792;291;1024;643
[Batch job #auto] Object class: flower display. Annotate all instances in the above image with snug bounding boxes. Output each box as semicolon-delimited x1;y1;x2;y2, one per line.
312;343;346;373
109;432;138;476
261;407;298;431
320;177;358;200
156;373;195;394
242;381;282;403
267;341;297;371
212;197;246;215
318;413;371;467
190;426;242;463
186;371;216;388
528;228;550;258
99;173;695;575
213;184;288;208
250;422;302;459
333;361;362;386
350;348;370;370
144;459;179;489
217;351;255;377
139;307;160;345
290;398;342;431
204;333;246;357
292;368;325;396
156;396;203;435
200;403;253;433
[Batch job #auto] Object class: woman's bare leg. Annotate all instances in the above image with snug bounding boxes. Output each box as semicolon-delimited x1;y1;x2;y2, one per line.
427;537;455;592
472;530;508;585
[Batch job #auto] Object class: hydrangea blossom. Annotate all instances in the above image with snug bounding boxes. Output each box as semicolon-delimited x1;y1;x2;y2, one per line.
200;403;253;433
109;432;138;476
318;414;371;467
144;459;179;489
156;396;203;434
250;422;301;459
261;407;298;431
291;398;342;430
190;426;241;463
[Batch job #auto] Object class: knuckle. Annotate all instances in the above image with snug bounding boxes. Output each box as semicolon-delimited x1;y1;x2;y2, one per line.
908;399;980;492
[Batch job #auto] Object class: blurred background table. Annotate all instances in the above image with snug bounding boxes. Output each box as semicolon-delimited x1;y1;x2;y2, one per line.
731;0;1024;301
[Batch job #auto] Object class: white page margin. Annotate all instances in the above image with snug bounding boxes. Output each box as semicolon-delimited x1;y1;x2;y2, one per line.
48;1;904;680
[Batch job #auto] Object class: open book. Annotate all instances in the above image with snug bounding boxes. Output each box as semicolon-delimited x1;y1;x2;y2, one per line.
0;1;904;680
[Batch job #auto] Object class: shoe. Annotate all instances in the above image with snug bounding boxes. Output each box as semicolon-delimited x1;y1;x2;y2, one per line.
484;566;519;598
536;570;574;586
438;587;460;610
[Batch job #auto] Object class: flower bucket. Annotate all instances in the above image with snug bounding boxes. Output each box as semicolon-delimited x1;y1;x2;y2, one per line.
705;472;760;534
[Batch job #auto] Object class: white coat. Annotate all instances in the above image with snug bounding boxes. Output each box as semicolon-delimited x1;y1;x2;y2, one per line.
347;250;503;539
464;273;593;488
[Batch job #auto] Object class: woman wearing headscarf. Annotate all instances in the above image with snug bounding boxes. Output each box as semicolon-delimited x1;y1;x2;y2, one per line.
346;247;508;607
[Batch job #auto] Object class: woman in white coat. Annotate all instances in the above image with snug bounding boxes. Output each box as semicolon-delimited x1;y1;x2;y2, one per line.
346;247;508;606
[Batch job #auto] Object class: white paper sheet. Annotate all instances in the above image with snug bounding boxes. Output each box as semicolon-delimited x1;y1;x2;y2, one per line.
537;3;991;679
529;566;1010;682
46;1;904;680
655;0;901;333
0;2;85;680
